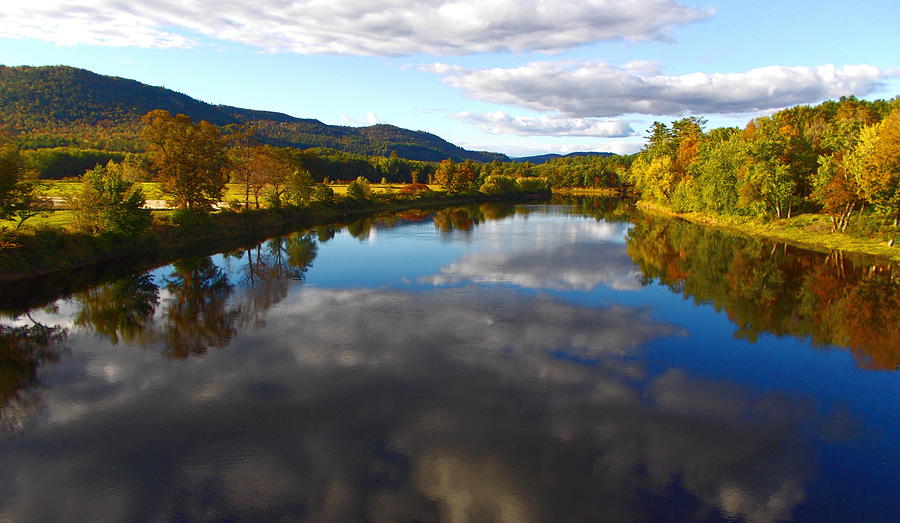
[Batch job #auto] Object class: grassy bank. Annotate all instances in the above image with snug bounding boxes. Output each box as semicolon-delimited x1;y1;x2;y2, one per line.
552;187;622;197
1;191;547;281
636;201;900;262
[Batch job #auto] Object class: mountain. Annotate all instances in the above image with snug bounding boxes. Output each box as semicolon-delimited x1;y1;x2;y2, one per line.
0;65;507;162
512;151;616;164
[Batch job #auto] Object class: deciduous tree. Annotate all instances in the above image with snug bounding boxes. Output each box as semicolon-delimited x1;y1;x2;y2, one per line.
72;161;151;235
141;110;228;212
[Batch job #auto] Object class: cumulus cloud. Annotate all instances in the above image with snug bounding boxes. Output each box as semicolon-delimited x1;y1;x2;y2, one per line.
3;261;850;522
436;61;897;117
454;111;635;137
423;244;643;291
419;218;642;291
1;1;712;55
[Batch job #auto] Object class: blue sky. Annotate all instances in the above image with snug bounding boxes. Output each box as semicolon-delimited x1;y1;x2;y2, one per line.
2;1;898;157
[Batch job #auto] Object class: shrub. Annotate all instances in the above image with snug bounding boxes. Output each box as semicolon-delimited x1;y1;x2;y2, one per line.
347;176;372;200
480;175;518;196
170;208;212;233
516;177;550;193
399;183;431;196
311;183;335;202
72;162;151;235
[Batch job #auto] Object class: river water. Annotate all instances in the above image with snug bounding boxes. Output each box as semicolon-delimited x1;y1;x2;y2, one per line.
1;199;898;521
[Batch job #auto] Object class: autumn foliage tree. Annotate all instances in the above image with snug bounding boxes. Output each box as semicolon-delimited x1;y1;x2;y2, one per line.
141;110;228;212
72;161;151;235
0;139;51;230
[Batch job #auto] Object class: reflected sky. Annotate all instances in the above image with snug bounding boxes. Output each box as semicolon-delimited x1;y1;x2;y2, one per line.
1;203;898;521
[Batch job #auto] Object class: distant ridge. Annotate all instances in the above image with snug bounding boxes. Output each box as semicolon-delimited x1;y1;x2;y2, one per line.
0;65;508;162
512;151;615;164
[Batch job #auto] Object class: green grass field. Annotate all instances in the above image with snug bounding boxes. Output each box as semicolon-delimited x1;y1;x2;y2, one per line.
4;181;442;230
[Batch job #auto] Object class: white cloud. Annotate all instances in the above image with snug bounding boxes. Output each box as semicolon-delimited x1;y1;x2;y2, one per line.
365;111;379;125
419;218;643;291
2;282;826;523
454;111;635;137
0;1;712;55
436;61;896;117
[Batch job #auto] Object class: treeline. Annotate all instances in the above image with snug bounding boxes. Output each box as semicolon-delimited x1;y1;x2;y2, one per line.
21;147;130;179
627;96;900;231
0;110;549;249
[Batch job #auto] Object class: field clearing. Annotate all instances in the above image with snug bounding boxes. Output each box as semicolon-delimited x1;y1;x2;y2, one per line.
4;182;444;230
40;181;436;202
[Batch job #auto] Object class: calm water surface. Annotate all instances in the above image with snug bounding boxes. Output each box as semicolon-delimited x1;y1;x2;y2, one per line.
1;200;898;521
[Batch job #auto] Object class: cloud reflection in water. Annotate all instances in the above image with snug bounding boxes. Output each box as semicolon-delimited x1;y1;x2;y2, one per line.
0;284;828;522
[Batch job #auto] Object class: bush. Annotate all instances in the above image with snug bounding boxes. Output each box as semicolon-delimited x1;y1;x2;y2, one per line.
399;183;431;196
479;175;518;195
285;169;315;206
516;177;550;193
311;183;335;202
170;208;212;233
72;162;151;235
347;176;372;200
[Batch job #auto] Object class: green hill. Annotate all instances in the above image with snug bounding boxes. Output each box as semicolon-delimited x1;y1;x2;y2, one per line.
0;65;507;162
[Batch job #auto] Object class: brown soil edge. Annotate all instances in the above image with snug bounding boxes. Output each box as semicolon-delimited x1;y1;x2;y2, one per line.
636;200;900;263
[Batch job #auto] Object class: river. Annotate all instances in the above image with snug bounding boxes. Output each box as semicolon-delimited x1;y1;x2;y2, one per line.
1;199;897;521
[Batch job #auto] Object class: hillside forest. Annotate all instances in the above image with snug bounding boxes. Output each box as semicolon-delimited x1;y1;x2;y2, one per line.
1;64;898;244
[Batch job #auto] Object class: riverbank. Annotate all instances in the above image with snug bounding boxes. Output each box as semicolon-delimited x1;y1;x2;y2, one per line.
552;187;622;196
636;201;900;262
0;192;547;282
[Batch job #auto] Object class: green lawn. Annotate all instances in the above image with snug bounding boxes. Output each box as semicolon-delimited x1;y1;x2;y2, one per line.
7;181;445;231
2;210;77;229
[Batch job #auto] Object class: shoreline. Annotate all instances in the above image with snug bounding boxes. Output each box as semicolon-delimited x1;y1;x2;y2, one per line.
0;193;546;284
635;201;900;263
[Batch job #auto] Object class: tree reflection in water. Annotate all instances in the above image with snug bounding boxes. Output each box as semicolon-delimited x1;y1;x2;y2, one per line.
75;274;159;345
0;318;66;434
160;256;236;359
433;203;519;234
0;204;896;521
626;215;899;369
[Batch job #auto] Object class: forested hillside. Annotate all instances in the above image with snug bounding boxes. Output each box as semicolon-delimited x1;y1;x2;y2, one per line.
0;65;506;162
512;151;615;165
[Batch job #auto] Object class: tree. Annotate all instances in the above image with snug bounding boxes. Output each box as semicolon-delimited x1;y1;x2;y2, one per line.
813;155;861;232
645;121;675;157
229;145;268;209
743;117;801;218
72;161;151;235
434;159;458;190
849;111;900;226
691;129;746;215
347;176;372;200
285;168;316;206
141;110;229;212
479;175;518;195
311;183;335;202
628;155;677;203
0;141;51;229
